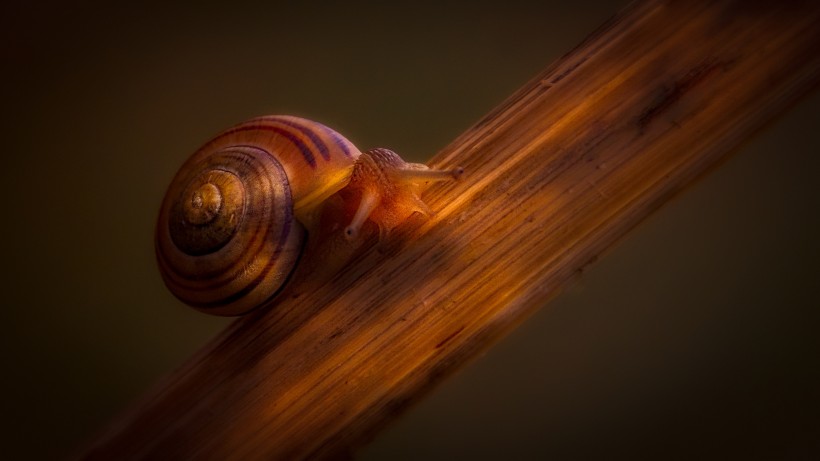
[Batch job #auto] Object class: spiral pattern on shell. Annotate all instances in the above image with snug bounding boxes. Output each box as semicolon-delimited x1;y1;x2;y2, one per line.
156;145;304;316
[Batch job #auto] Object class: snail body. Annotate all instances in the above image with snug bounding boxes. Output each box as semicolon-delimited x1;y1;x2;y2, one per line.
156;116;461;316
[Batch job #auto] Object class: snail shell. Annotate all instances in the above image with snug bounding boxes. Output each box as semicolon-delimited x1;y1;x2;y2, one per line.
156;116;462;316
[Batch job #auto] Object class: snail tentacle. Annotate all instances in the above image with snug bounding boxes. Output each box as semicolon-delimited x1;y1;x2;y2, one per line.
344;189;381;241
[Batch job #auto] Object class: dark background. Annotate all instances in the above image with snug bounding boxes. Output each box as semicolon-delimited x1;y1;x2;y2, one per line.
3;1;819;459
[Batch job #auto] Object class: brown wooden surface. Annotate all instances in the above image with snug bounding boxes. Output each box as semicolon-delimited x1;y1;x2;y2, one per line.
80;1;820;459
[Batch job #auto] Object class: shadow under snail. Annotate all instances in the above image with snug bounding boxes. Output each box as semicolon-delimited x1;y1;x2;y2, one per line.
155;115;463;316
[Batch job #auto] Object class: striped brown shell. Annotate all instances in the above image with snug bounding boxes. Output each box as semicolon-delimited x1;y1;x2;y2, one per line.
155;116;360;316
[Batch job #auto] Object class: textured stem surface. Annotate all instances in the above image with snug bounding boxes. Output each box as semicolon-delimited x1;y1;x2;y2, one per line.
80;1;820;459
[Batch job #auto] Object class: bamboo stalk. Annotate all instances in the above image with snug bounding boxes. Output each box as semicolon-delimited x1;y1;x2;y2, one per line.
80;1;820;459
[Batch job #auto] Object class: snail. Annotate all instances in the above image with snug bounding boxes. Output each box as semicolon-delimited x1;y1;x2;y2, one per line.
155;115;463;316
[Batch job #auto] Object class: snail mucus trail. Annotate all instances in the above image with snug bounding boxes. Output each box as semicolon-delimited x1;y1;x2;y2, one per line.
156;116;463;316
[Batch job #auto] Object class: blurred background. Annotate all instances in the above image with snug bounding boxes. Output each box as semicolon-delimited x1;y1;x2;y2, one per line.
3;1;818;459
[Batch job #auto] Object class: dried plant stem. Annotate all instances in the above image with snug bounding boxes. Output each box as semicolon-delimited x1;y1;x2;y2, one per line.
81;1;820;459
